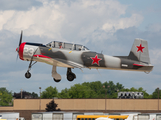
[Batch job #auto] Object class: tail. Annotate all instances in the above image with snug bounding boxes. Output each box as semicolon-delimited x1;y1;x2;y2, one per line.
128;38;150;64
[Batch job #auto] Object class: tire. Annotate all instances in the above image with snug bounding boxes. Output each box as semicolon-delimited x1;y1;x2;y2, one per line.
53;78;61;82
67;73;75;81
25;72;31;79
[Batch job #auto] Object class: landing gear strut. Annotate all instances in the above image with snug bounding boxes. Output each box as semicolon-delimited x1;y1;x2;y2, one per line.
67;68;76;81
52;66;61;82
25;60;37;79
25;49;38;79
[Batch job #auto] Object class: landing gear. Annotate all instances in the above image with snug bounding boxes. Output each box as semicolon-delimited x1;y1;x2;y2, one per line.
25;61;37;79
25;49;38;79
25;71;31;79
67;68;76;81
52;66;61;82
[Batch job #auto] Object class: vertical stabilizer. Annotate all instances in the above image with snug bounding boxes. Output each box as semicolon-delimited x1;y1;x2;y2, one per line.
128;38;150;64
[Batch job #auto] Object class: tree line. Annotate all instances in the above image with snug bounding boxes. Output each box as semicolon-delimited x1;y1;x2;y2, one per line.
41;81;161;99
0;81;161;106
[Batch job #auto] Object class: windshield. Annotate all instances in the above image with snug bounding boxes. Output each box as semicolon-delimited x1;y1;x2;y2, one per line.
84;46;89;50
46;42;52;47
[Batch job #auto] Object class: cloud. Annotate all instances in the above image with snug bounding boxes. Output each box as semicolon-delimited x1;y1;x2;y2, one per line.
0;11;15;30
0;0;42;11
0;0;140;44
102;14;143;33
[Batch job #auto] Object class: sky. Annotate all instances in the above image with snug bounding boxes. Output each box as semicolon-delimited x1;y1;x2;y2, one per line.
0;0;161;95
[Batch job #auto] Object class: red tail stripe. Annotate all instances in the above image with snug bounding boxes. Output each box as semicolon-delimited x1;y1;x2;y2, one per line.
133;64;144;66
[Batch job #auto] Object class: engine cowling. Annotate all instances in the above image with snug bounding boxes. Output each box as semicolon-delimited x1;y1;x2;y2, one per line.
16;42;39;61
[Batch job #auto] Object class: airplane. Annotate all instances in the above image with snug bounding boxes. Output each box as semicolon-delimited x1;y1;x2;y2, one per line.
16;31;153;82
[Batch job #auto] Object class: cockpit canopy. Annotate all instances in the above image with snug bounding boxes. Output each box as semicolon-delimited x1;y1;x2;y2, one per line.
46;41;89;51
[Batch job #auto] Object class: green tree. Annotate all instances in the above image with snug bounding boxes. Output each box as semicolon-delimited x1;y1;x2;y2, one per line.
152;88;161;99
82;81;103;98
13;91;38;98
58;81;124;99
41;86;58;98
58;88;71;98
68;84;94;98
102;81;124;98
31;92;38;98
116;82;124;91
0;88;13;106
138;87;150;98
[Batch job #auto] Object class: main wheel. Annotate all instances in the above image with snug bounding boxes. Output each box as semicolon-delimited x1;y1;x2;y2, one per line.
25;72;31;79
67;73;76;81
53;78;61;82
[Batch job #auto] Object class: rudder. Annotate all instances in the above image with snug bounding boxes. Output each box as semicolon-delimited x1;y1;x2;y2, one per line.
128;38;150;64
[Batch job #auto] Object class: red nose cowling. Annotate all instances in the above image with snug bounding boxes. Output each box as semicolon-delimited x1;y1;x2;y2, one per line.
18;42;26;60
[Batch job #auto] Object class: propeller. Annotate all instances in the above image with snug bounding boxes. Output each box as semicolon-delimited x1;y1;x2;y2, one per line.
16;54;19;61
19;30;23;47
16;30;23;61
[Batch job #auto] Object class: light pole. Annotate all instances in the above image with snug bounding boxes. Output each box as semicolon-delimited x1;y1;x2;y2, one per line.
158;88;159;111
39;87;41;110
21;89;23;99
103;85;107;113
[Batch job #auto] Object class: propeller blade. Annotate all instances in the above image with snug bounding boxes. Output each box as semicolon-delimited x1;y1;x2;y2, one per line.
17;30;23;61
19;30;23;47
16;54;19;62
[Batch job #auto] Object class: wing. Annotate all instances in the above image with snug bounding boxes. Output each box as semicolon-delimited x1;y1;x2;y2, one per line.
33;54;85;68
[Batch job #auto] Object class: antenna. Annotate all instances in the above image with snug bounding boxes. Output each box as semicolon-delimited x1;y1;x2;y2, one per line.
97;69;102;76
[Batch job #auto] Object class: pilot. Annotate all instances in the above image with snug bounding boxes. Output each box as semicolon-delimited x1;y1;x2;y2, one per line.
78;47;81;51
59;42;63;49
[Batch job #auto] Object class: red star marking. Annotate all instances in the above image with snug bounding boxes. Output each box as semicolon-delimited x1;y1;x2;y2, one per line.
90;54;102;66
136;44;145;53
